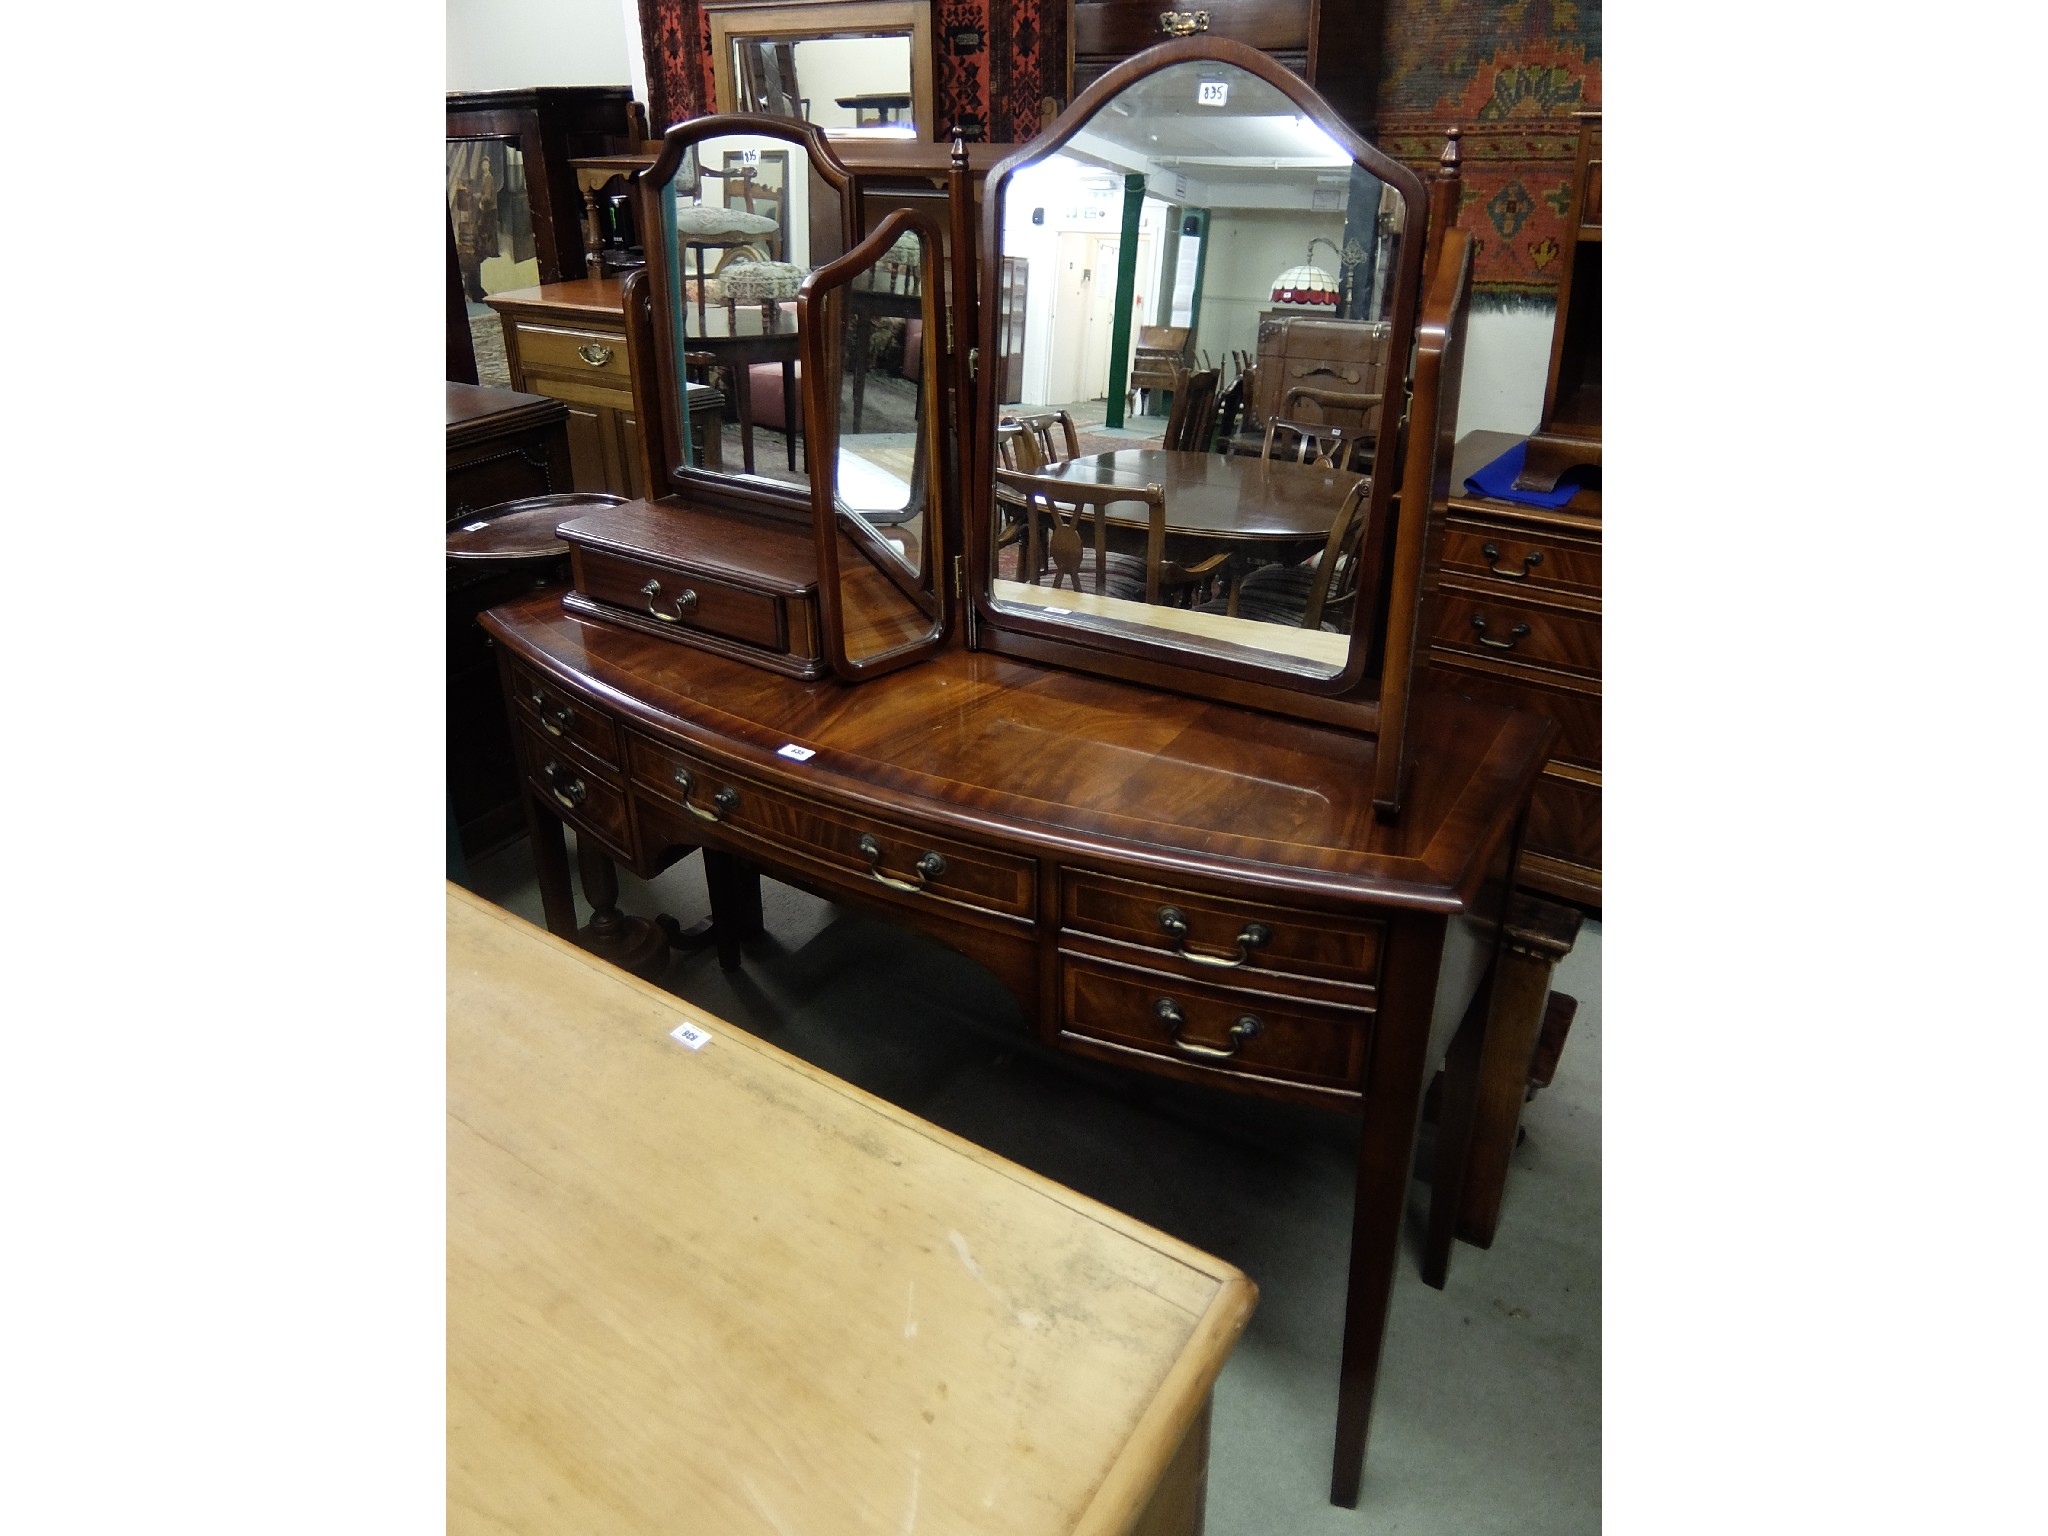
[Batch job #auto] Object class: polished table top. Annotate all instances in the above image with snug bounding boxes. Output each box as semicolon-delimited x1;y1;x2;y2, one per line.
1037;448;1358;541
447;884;1255;1534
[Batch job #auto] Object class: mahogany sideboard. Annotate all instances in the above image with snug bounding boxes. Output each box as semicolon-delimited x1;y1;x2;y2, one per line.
1424;429;1601;906
481;586;1555;1506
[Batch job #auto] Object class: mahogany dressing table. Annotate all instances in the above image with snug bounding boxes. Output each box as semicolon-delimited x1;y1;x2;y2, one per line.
480;46;1553;1511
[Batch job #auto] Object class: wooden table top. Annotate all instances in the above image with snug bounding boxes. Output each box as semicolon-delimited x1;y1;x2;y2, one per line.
485;275;627;323
447;885;1256;1535
481;591;1556;908
1040;449;1358;541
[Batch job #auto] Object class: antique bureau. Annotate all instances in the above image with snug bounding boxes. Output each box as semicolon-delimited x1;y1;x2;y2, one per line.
481;41;1553;1510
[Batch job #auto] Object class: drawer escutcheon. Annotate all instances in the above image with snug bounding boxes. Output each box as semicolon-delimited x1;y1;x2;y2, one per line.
1153;996;1261;1060
1481;542;1544;580
642;578;700;623
858;834;946;894
541;759;586;811
1156;905;1271;968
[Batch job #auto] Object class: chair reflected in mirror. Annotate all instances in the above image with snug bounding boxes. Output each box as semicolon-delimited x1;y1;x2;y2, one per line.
995;469;1228;606
1010;409;1080;467
1261;417;1371;473
1199;477;1372;630
1162;368;1220;452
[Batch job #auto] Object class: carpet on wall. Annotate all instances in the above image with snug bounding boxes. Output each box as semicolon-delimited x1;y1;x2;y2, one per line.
1376;0;1601;301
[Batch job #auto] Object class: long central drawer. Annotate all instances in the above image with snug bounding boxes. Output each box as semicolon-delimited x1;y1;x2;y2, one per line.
627;731;1037;923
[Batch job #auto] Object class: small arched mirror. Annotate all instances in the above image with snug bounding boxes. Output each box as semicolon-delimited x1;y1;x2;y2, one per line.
635;115;855;518
802;209;951;677
972;41;1435;727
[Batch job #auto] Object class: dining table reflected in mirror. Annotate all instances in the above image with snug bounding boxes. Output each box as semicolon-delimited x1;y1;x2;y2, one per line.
706;0;935;140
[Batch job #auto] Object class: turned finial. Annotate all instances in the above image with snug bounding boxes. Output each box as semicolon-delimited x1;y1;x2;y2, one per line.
950;128;967;170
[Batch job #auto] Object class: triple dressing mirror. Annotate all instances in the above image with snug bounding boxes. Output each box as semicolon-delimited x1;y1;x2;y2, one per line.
973;43;1431;722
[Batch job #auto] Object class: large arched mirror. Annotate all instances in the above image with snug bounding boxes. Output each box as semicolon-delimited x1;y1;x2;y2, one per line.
635;115;855;519
970;41;1432;726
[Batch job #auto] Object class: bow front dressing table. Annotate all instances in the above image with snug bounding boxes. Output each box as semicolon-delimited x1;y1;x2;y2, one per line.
480;43;1556;1512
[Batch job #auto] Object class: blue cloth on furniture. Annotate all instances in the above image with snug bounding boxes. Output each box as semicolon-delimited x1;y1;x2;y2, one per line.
1464;439;1590;509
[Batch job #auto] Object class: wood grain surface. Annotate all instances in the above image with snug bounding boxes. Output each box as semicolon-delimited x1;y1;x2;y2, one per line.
448;885;1256;1536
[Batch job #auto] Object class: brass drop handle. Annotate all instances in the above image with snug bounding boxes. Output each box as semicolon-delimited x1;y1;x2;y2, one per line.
1470;614;1532;650
577;342;614;366
1154;997;1261;1061
857;834;945;894
533;694;574;737
642;578;699;622
1481;543;1544;580
1158;9;1210;36
671;765;738;822
1156;906;1271;968
541;759;586;811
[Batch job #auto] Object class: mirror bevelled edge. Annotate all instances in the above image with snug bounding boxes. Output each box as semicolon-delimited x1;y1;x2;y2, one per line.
967;38;1433;731
633;113;860;522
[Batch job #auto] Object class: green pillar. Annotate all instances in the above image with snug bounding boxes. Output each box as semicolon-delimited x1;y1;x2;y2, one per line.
1103;173;1145;430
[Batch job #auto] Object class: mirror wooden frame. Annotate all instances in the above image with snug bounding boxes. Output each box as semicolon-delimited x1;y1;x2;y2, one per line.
705;0;937;143
802;207;954;680
633;114;858;524
965;39;1435;738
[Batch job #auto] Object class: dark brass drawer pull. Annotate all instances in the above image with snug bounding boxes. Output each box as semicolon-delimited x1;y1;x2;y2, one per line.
1158;9;1209;37
577;342;614;367
541;759;586;811
670;765;737;822
1469;614;1532;650
1156;906;1271;968
533;696;574;737
1154;997;1262;1061
857;834;945;894
642;578;699;623
1481;543;1544;580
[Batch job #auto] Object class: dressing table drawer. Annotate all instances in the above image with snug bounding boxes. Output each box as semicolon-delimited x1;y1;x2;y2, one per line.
626;734;1038;922
515;722;634;856
507;660;622;769
512;322;631;384
1058;951;1373;1095
1429;586;1601;678
573;547;788;651
1439;522;1601;598
1062;872;1383;990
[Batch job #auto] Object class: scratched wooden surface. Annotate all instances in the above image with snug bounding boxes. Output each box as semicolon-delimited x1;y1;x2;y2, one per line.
448;885;1256;1534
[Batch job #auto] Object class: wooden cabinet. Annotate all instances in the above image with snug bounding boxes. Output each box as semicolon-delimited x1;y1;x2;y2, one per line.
487;278;648;498
1067;0;1386;135
1425;430;1602;908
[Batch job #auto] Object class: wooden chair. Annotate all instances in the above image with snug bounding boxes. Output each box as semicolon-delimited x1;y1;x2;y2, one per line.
995;469;1228;606
1161;367;1220;452
1261;417;1370;472
992;423;1045;555
1199;477;1372;631
1009;409;1080;467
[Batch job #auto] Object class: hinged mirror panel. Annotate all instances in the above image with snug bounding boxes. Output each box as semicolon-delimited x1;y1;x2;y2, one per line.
636;115;856;521
803;209;953;678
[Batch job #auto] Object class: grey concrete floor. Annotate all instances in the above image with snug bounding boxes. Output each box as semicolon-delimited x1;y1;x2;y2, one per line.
461;836;1600;1534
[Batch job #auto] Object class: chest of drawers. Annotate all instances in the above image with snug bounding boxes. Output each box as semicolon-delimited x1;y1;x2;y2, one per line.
1424;430;1602;907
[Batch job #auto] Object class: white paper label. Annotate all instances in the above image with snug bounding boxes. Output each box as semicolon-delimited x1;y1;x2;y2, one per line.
1043;606;1072;616
1197;80;1228;106
777;743;817;762
462;520;489;532
670;1021;712;1050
